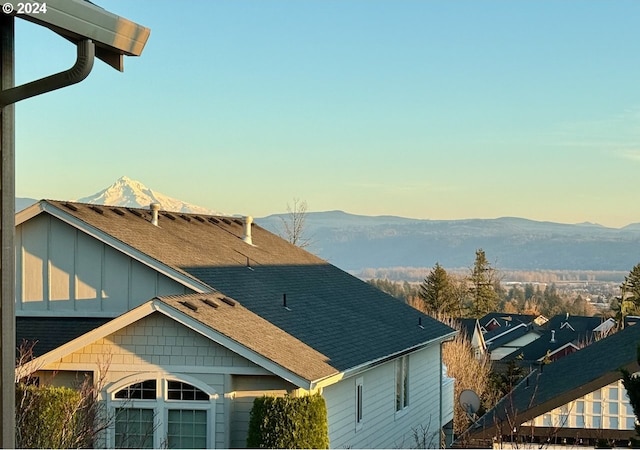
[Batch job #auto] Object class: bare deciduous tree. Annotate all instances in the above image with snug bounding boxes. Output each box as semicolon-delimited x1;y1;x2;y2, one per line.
280;198;312;248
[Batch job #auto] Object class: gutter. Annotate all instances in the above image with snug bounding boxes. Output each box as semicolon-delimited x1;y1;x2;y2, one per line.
310;330;458;391
0;39;94;108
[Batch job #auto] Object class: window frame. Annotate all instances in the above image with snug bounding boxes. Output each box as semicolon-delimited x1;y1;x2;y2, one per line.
355;377;364;431
395;355;410;415
107;373;216;449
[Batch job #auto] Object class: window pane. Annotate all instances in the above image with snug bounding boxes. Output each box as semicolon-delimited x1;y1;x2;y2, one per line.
395;359;403;411
115;408;154;449
167;381;208;401
609;387;619;401
115;380;157;400
167;409;207;449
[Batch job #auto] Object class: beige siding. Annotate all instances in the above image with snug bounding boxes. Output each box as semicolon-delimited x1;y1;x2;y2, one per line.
324;344;443;449
229;375;297;448
42;314;289;449
525;379;636;431
16;215;192;315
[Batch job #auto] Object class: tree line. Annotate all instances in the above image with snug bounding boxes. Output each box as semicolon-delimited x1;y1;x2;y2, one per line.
367;248;614;319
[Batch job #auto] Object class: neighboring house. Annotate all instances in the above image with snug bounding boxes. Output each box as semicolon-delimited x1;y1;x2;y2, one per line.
15;200;457;449
464;323;640;447
478;313;539;333
507;315;617;366
484;323;540;361
456;318;487;357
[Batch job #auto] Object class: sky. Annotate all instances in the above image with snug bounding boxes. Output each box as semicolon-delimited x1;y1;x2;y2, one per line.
12;1;640;227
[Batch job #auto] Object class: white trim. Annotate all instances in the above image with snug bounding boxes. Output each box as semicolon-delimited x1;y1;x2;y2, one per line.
485;322;528;344
17;299;316;389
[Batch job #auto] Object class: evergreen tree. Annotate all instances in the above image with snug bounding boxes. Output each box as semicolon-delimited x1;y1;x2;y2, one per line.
418;263;457;316
468;249;499;318
616;263;640;328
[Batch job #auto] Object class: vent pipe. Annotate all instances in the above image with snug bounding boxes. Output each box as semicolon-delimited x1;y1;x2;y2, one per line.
550;330;555;343
243;215;253;245
150;203;160;226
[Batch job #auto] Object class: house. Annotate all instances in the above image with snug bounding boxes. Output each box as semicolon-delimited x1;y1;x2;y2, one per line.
456;318;487;357
511;314;617;366
15;200;456;449
464;323;640;447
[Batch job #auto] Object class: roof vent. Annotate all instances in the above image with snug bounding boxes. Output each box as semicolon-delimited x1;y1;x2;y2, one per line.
243;216;253;245
418;316;424;329
550;330;556;343
150;203;160;226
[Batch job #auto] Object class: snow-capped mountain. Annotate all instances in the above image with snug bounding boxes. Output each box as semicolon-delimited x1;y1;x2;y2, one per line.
77;176;223;215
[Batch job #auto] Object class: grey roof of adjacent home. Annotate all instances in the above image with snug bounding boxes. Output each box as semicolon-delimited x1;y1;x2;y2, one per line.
18;200;456;376
466;323;640;441
17;317;111;358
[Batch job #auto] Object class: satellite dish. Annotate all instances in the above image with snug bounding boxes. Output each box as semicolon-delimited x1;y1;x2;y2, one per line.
459;389;481;417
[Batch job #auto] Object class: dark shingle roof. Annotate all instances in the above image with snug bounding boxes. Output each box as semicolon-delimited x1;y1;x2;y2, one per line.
468;323;640;439
16;317;111;358
31;200;455;374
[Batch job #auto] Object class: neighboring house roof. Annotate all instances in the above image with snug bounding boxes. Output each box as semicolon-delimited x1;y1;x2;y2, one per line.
17;200;456;379
484;323;534;349
545;314;607;340
17;317;111;358
479;313;535;332
515;328;580;362
466;323;640;441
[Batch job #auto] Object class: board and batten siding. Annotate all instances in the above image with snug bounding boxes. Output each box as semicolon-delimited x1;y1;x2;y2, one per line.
38;313;288;449
323;343;443;449
16;214;192;315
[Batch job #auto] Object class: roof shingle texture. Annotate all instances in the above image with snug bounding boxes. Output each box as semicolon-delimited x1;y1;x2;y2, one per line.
40;201;455;375
469;323;640;437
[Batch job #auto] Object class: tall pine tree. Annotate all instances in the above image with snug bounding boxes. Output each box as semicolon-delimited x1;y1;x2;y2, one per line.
418;263;458;316
468;249;499;318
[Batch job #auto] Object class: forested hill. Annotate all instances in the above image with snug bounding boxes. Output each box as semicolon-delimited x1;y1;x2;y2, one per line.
257;211;640;272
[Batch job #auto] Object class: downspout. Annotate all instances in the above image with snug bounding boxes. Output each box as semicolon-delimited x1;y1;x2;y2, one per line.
0;39;94;107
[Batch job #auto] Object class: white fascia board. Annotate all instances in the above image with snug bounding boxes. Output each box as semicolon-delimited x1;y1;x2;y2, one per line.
536;343;580;362
485;322;528;344
33;202;213;294
17;0;150;57
328;330;458;387
153;302;314;390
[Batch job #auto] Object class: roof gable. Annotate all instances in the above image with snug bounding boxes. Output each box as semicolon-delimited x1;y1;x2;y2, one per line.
468;323;640;439
19;200;456;373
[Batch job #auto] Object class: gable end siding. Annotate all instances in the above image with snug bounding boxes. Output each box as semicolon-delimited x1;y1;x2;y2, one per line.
16;214;192;315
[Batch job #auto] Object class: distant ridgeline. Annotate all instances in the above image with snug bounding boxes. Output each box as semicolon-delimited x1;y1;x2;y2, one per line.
257;211;640;274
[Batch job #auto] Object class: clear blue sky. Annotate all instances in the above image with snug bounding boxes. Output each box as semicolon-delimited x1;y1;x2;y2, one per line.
13;0;640;227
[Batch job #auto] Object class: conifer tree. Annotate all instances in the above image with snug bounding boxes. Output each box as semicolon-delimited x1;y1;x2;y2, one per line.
468;249;499;318
418;263;457;316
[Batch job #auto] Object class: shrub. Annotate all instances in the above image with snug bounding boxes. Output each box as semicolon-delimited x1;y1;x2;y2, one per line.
16;383;85;448
246;393;329;448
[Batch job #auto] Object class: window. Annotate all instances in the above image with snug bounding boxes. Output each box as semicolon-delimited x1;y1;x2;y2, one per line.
395;356;409;412
115;408;155;449
355;377;363;430
110;376;214;449
167;409;207;448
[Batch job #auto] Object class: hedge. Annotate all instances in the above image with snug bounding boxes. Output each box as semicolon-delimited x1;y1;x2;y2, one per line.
247;393;329;448
16;383;86;449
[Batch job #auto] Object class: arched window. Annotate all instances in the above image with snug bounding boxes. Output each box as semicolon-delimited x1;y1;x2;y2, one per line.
109;375;215;449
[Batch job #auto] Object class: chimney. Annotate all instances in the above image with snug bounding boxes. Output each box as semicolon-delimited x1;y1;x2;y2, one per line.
150;203;160;226
550;330;556;343
242;215;253;245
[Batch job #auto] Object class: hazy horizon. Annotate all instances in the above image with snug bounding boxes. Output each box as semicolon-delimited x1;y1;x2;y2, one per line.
13;1;640;228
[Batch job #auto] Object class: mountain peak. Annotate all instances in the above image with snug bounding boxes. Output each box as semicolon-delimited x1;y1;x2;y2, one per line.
77;176;223;215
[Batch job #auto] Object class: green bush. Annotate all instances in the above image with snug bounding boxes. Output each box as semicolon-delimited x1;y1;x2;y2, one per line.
16;383;87;448
247;393;329;449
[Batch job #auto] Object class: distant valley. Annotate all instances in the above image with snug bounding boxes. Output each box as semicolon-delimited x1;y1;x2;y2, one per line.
257;211;640;275
17;177;640;276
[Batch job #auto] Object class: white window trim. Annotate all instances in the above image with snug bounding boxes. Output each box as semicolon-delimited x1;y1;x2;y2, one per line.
106;373;217;448
395;355;410;418
355;377;364;432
